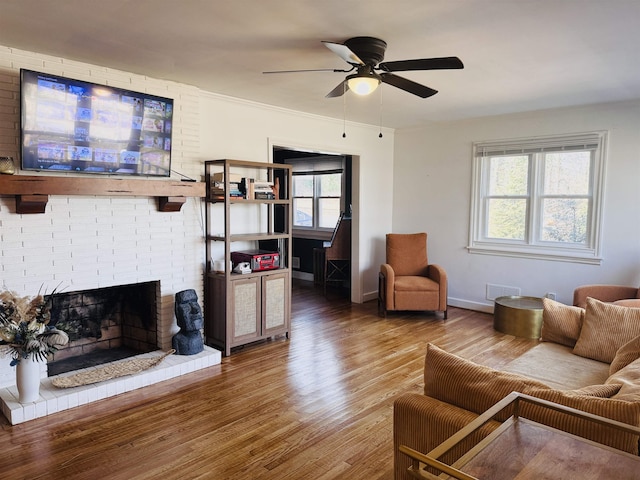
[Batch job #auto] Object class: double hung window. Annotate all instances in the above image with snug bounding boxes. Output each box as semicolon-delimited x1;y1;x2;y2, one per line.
289;155;345;239
469;132;606;264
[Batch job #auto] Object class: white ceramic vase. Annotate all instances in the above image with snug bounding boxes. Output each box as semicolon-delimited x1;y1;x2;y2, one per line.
16;356;42;403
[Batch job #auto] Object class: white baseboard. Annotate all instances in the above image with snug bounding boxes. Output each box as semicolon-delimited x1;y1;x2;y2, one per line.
363;291;378;303
447;297;494;314
361;293;494;314
292;271;314;282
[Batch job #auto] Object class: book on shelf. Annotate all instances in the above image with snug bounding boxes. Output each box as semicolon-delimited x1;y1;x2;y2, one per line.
254;192;275;200
240;178;255;200
209;193;244;201
253;180;274;189
211;181;242;195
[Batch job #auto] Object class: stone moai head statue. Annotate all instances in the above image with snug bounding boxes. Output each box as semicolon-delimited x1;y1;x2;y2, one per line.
174;289;204;331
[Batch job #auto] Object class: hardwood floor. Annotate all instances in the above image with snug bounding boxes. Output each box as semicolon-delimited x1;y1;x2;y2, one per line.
0;281;538;480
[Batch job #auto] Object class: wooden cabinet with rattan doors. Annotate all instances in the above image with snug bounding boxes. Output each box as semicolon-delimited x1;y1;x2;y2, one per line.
204;159;292;356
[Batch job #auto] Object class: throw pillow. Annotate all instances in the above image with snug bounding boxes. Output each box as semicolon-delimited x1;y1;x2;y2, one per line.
609;334;640;375
423;343;549;420
607;358;640;401
566;383;622;397
572;297;640;363
523;386;640;454
540;298;584;347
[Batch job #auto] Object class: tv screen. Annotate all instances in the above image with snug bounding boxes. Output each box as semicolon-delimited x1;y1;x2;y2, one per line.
20;69;173;177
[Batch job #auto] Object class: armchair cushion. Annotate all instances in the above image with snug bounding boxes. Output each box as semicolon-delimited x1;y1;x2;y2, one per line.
573;297;640;363
386;232;428;276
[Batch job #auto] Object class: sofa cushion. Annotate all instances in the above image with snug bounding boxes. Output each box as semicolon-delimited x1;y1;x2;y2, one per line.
503;342;610;390
564;383;622;396
423;343;549;419
540;298;584;347
610;334;640;375
607;358;640;402
573;297;640;363
523;385;640;454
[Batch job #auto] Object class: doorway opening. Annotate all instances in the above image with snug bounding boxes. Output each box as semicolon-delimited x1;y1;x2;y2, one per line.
272;146;353;299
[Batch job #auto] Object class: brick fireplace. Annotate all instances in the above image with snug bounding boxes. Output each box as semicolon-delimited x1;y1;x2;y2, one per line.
0;277;222;425
0;46;223;425
47;281;160;376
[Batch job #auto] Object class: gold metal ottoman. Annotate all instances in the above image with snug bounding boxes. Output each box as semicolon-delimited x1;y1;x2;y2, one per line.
493;295;544;339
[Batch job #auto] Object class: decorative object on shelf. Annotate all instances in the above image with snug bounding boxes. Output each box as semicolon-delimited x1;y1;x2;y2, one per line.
0;156;15;175
172;289;204;355
0;289;68;403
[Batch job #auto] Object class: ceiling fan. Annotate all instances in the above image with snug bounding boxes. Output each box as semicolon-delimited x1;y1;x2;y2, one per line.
263;36;464;98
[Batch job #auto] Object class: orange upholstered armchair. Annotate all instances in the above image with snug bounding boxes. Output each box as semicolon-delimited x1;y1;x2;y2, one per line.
573;284;640;308
378;233;447;318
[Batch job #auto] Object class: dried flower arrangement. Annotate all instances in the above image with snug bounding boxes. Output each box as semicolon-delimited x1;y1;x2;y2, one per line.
0;289;68;366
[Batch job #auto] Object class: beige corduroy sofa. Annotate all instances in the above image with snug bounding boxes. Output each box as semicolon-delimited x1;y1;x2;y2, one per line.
393;296;640;480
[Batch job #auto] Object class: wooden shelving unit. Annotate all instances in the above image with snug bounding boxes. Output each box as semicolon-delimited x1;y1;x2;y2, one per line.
0;174;205;213
203;159;292;356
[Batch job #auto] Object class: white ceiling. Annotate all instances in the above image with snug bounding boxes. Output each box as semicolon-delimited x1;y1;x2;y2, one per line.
1;0;640;129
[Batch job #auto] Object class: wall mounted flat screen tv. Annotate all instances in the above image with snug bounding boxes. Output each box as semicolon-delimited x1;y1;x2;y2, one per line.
20;69;174;177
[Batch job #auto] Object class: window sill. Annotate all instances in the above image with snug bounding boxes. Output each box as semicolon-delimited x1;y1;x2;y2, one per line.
467;244;602;265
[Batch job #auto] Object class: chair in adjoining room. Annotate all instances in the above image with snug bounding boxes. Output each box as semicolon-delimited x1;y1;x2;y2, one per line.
378;232;448;318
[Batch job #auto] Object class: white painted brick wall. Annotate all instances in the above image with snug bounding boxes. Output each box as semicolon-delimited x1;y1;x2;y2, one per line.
0;45;204;388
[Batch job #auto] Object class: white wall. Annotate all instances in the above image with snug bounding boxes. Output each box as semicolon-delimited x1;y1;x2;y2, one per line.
197;92;394;302
394;101;640;310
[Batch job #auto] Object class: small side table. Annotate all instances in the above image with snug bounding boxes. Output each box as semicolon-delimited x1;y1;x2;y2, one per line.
493;295;543;339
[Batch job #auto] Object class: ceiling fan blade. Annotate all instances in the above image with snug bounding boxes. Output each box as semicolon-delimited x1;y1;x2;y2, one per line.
325;80;348;98
263;68;345;74
322;41;365;66
379;57;464;72
380;73;438;98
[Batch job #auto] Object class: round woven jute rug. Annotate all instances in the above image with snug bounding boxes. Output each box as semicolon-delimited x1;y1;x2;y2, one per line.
51;350;175;388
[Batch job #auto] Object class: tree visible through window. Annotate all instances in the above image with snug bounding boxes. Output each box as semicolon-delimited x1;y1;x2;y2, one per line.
469;132;606;263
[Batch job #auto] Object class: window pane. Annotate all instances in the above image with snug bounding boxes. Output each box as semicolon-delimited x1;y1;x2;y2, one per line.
318;198;341;228
319;173;342;196
541;198;588;244
544;152;591;195
293;198;313;226
489;156;528;195
293;176;314;197
487;198;526;240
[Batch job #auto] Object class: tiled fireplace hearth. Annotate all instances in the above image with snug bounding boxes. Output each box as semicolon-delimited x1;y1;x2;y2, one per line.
0;347;221;425
0;282;221;425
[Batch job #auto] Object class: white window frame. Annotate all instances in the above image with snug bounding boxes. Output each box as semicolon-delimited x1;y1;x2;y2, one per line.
293;172;343;233
289;155;346;241
468;131;607;264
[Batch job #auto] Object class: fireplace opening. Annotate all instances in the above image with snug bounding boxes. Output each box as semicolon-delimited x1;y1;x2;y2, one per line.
47;281;160;377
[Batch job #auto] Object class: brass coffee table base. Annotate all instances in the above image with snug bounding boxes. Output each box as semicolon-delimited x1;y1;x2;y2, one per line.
493;295;543;339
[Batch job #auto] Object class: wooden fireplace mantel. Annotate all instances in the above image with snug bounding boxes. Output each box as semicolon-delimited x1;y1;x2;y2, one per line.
0;174;205;213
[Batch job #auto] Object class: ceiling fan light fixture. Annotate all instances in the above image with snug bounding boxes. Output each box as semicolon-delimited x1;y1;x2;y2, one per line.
346;74;380;96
